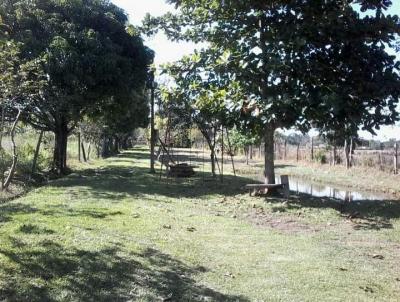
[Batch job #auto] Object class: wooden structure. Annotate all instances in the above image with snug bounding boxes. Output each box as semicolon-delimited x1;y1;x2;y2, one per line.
168;163;195;178
246;175;290;198
157;138;196;178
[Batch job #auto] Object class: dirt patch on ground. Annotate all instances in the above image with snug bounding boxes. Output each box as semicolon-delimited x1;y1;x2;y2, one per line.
243;206;321;234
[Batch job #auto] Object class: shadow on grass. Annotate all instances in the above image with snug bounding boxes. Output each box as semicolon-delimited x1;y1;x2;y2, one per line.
40;149;400;230
50;150;254;200
46;150;400;226
0;203;38;224
18;223;55;235
276;193;400;230
0;241;248;301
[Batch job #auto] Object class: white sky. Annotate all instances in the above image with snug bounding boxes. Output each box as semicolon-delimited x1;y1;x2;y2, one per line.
112;0;400;141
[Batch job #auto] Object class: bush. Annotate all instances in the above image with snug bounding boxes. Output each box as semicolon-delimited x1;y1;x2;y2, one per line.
17;144;36;175
0;149;12;177
314;150;327;164
17;143;52;175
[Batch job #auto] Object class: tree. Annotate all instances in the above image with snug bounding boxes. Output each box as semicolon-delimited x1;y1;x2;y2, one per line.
144;0;400;184
159;52;243;177
0;41;45;189
229;128;261;165
1;0;153;174
90;90;150;157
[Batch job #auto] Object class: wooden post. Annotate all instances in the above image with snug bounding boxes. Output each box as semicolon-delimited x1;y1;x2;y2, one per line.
280;175;290;198
394;142;398;175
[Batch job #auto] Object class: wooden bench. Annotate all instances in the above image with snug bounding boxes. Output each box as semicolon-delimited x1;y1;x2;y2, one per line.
245;175;290;198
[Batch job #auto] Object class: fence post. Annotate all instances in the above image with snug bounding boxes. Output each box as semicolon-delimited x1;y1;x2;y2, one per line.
296;143;300;162
395;142;398;175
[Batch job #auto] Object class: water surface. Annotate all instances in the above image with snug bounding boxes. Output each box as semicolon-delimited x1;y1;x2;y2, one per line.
262;175;397;202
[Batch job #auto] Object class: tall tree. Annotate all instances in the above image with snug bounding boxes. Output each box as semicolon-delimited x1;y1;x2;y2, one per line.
144;0;400;184
0;0;153;174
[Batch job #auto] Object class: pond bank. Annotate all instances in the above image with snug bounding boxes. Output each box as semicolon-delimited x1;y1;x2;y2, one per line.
234;159;400;198
273;161;400;198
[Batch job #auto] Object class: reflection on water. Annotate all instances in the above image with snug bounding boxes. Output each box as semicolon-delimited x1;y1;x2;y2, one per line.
258;175;394;202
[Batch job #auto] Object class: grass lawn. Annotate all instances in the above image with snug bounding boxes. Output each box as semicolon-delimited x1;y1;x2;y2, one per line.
0;147;399;301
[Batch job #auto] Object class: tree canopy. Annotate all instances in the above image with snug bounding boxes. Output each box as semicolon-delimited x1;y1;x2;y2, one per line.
0;0;154;173
144;0;400;183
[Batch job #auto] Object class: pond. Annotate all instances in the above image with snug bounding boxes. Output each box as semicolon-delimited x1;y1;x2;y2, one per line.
258;174;397;202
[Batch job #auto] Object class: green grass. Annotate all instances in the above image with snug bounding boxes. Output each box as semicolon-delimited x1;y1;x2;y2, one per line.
0;147;399;301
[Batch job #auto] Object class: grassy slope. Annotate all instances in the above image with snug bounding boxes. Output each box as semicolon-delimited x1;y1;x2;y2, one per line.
0;148;399;301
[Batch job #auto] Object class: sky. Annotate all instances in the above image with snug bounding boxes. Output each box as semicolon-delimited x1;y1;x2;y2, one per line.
112;0;400;141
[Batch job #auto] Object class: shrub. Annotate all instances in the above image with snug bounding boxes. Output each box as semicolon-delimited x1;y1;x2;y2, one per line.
314;150;327;164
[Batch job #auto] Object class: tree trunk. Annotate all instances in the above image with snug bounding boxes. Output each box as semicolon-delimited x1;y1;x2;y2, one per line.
225;128;236;176
150;81;156;173
284;140;287;160
264;126;275;184
349;138;354;167
394;142;398;175
0;104;5;188
297;143;300;162
311;137;314;161
31;130;44;177
78;132;81;162
0;104;5;150
113;136;119;155
333;144;337;166
210;148;216;177
87;143;91;161
101;136;107;158
3;109;22;189
344;139;350;169
53;120;69;175
81;142;87;162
